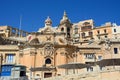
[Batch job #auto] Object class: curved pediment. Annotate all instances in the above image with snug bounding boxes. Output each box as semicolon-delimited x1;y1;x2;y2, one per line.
29;38;40;44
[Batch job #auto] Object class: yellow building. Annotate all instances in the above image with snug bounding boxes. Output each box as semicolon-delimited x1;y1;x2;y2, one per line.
93;22;113;40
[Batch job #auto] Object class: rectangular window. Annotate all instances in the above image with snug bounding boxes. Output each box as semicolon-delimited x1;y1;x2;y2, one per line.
89;32;93;36
114;48;118;54
74;26;78;34
114;29;116;32
6;54;15;63
85;53;94;59
97;30;100;34
104;29;107;33
82;33;85;38
98;56;102;61
74;29;78;34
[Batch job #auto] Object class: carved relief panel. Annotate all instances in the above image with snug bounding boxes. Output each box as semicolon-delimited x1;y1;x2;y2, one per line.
44;44;54;56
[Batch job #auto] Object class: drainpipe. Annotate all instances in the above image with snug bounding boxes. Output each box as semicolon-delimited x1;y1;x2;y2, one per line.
33;50;36;79
0;54;2;74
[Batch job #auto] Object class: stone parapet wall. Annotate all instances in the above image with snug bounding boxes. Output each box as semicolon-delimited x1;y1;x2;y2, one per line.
43;68;120;80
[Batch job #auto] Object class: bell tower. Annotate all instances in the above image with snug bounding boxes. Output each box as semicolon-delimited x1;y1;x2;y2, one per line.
58;11;72;38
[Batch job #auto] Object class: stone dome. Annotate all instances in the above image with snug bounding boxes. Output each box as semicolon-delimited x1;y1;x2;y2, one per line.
60;11;70;24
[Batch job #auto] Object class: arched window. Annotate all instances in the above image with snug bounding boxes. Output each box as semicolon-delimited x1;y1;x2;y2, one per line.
89;32;93;36
67;27;70;37
45;58;51;64
74;25;78;34
67;27;70;32
82;32;85;38
61;28;64;32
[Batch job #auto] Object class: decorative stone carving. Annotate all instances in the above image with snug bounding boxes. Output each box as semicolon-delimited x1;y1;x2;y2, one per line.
60;52;66;56
44;44;54;56
46;36;51;41
72;53;77;58
19;50;23;57
30;48;37;56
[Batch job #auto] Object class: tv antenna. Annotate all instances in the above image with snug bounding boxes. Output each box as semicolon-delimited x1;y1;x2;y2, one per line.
19;15;22;37
18;15;22;46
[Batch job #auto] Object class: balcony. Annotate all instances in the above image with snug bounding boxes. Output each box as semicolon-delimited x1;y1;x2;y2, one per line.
84;35;93;38
97;33;108;36
85;58;96;62
4;59;16;64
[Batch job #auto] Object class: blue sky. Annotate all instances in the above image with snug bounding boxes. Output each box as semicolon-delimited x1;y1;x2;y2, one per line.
0;0;120;32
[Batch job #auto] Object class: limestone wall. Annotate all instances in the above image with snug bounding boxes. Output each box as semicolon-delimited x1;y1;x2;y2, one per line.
42;69;120;80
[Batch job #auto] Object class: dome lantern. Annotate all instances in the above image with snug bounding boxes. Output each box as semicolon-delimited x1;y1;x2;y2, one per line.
45;16;52;27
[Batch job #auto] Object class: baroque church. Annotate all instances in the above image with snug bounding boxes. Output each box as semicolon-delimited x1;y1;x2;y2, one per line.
0;11;120;80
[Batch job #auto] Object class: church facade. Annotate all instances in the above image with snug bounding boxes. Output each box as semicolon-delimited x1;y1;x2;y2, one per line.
0;11;120;79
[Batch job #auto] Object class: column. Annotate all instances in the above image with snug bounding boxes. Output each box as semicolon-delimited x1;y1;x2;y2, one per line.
0;54;2;72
